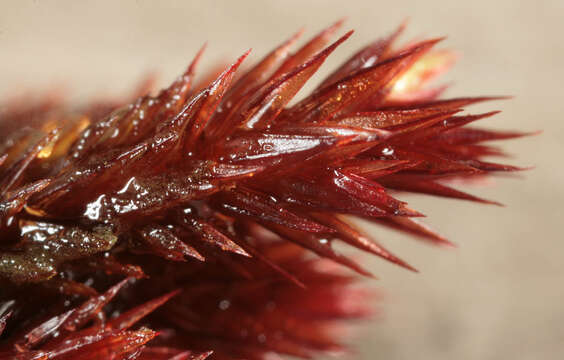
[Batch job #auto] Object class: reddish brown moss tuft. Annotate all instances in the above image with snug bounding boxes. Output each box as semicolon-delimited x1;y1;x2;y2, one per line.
0;21;529;359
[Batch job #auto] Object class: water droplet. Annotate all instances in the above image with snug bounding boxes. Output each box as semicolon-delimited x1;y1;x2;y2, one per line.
219;299;230;310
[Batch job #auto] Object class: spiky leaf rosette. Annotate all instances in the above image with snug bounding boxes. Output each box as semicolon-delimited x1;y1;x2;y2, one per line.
0;22;528;359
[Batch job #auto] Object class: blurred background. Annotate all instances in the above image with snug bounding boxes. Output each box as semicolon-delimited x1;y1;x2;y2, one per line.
0;1;562;359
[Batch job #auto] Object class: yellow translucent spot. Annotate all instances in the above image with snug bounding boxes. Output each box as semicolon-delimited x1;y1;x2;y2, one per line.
391;50;457;95
37;143;54;158
50;116;91;158
393;78;408;93
76;116;91;133
24;206;48;217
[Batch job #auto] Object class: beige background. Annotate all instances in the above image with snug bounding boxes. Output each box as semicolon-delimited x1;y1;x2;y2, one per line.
1;1;563;359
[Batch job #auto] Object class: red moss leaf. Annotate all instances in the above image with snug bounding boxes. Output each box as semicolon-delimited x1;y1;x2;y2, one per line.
209;30;353;137
310;213;417;271
333;107;459;129
176;214;249;257
409;111;501;141
435;127;534;145
63;278;131;332
214;187;332;233
239;31;354;130
47;328;157;360
234;236;306;288
374;146;480;175
1;179;50;222
44;279;99;297
269;19;345;80
459;159;526;172
181;50;250;149
375;216;453;247
319;21;405;88
14;309;75;351
384;95;510;110
331;170;422;216
107;290;180;332
280;38;441;124
85;256;146;279
224;30;303;105
340;159;416;178
162;43;206;105
138;225;205;262
380;175;502;205
0;129;58;196
266;224;375;278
